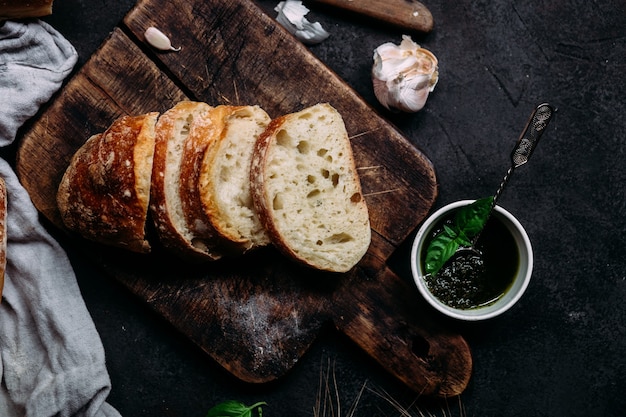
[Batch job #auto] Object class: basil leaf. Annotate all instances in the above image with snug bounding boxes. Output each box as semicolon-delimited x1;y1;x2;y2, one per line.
454;197;494;237
424;228;460;276
423;197;494;276
445;224;471;247
206;401;267;417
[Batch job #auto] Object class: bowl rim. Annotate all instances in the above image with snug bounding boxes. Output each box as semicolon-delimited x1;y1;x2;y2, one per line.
410;200;533;321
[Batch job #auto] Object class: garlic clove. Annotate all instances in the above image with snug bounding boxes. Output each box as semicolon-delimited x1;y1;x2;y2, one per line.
275;0;330;45
144;26;181;52
372;35;438;112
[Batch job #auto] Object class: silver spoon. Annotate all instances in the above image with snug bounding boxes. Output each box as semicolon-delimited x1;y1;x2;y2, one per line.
459;102;556;256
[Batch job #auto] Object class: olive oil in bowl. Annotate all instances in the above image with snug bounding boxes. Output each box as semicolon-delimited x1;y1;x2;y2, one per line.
411;200;533;321
421;213;519;309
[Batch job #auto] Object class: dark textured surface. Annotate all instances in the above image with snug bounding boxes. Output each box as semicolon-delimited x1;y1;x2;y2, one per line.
37;0;626;416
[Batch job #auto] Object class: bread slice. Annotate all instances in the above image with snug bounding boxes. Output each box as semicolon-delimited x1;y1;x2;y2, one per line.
198;105;271;251
150;101;229;261
57;112;158;253
250;103;371;272
175;102;237;259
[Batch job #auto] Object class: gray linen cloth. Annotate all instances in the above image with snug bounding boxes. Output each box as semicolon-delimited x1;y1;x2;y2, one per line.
0;20;121;417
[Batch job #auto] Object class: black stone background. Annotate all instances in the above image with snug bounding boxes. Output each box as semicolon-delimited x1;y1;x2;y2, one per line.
30;0;626;415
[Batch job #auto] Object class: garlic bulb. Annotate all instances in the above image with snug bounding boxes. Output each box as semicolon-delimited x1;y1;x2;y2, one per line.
275;0;330;45
372;35;439;113
144;27;181;52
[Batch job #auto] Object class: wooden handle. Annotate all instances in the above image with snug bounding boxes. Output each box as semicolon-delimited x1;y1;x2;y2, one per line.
310;0;434;33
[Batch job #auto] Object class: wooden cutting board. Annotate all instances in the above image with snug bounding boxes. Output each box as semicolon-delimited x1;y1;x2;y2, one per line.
16;0;471;397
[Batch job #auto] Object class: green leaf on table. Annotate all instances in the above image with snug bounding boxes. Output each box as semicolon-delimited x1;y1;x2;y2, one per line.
424;197;494;276
206;401;267;417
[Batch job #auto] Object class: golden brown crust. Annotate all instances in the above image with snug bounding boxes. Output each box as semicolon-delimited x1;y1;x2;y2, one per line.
179;106;225;240
57;112;158;253
0;178;6;301
249;115;293;256
150;101;207;259
0;0;53;19
197;105;239;240
149;101;232;261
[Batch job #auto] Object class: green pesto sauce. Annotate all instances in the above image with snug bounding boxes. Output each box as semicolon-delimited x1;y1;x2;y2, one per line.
421;212;519;309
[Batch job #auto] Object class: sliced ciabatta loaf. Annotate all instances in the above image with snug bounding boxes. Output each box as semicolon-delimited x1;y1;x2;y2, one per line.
150;101;227;261
250;103;371;272
198;105;271;251
57;112;158;253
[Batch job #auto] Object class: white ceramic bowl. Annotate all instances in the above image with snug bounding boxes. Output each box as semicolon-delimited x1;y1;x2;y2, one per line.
410;200;533;321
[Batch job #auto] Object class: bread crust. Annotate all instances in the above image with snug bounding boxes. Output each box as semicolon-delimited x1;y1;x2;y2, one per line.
177;104;235;258
0;0;53;19
57;112;158;253
150;101;231;261
250;103;371;272
250;115;289;247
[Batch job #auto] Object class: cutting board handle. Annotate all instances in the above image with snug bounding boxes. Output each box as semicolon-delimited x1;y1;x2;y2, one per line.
333;265;472;397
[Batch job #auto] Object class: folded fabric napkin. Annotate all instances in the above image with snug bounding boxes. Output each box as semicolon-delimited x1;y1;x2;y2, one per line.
0;20;121;417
